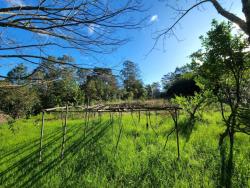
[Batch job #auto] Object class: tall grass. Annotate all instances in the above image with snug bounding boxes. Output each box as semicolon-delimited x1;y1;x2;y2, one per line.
0;111;249;187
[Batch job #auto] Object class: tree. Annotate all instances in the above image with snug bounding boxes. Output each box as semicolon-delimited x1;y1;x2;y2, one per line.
82;67;118;103
0;0;144;82
161;65;192;92
34;55;83;108
192;20;250;187
166;78;201;98
120;61;144;99
7;64;28;85
0;82;39;118
161;64;199;97
171;87;214;143
145;84;153;99
155;0;250;46
151;82;161;99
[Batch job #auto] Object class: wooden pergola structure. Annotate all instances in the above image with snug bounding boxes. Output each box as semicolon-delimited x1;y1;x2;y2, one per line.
39;103;182;162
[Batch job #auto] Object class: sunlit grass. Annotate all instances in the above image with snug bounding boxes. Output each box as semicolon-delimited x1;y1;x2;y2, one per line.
0;111;249;187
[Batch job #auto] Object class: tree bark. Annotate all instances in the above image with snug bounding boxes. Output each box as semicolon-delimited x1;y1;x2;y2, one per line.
211;0;248;36
242;0;250;41
210;0;250;42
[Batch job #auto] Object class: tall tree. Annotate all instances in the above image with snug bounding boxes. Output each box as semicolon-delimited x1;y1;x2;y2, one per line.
34;55;83;108
83;67;118;103
151;82;161;99
120;61;144;99
7;63;28;85
192;20;250;187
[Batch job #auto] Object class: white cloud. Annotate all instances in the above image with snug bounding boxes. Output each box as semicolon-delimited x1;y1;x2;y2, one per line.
150;15;158;23
88;24;95;34
5;0;25;6
88;24;100;35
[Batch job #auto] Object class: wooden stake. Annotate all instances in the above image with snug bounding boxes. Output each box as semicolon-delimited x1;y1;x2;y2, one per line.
98;112;101;122
115;112;123;154
155;111;158;128
61;104;68;159
146;111;149;130
138;110;141;123
39;111;45;162
174;109;180;160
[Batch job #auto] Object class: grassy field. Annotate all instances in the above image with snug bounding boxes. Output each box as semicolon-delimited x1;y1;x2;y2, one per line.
0;111;249;187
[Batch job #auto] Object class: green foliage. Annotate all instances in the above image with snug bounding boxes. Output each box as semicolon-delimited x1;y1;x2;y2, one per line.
0;86;39;119
34;55;84;108
161;64;192;92
189;20;250;187
7;64;28;85
192;20;250;135
145;82;161;99
82;67;118;103
172;90;214;124
121;61;145;99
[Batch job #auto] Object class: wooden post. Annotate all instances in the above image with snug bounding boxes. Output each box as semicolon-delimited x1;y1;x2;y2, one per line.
98;112;101;122
61;110;64;127
138;110;141;123
155;111;158;128
112;112;114;140
109;112;113;123
174;109;180;160
84;111;87;137
39;111;45;162
146;111;149;130
61;104;68;159
148;111;152;126
115;112;123;154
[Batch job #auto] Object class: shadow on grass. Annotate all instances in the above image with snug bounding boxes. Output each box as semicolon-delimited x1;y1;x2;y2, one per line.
0;127;63;166
0;125;81;184
219;142;234;188
0;120;112;188
178;118;195;142
19;121;111;188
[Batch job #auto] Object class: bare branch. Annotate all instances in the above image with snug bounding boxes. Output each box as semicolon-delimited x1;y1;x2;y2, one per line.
152;0;249;54
0;0;145;83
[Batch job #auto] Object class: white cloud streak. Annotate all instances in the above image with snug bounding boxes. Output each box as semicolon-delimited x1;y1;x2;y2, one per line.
150;15;158;23
88;24;95;34
5;0;25;6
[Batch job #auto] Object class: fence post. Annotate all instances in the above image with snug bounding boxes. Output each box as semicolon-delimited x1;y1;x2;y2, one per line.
146;111;149;130
138;110;141;123
61;104;68;159
174;109;180;160
39;111;45;162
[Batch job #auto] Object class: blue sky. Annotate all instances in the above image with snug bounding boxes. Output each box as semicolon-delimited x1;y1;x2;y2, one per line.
0;0;244;84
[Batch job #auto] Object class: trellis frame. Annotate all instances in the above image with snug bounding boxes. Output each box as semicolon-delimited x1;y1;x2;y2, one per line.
38;103;182;162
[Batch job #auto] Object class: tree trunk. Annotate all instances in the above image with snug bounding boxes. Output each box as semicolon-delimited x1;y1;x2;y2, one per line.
211;0;249;41
242;0;250;41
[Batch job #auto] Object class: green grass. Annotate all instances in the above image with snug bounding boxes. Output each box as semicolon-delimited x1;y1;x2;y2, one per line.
0;111;249;187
